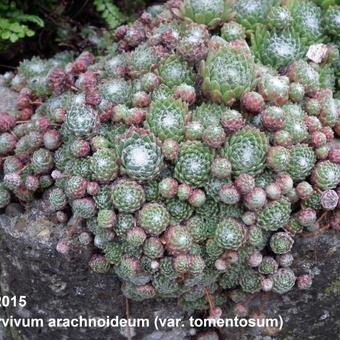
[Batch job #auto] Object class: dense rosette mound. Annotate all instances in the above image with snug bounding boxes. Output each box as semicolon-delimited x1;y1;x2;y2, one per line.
0;0;339;314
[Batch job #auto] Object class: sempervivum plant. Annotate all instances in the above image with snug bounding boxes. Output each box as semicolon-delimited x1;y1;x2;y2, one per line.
239;269;261;294
288;144;317;181
90;149;119;183
174;141;214;187
271;268;296;294
226;127;268;176
324;6;340;37
0;133;17;156
99;79;132;106
117;128;163;181
177;23;209;64
257;199;292;231
251;27;305;69
257;74;290;106
159;55;195;88
47;187;67;211
289;0;324;45
31;148;54;174
234;0;274;31
1;0;339;316
221;21;245;42
180;0;233;28
64;103;99;138
164;225;193;255
200;46;256;105
287;60;320;94
267;7;292;30
166;198;194;223
192;102;225;128
311;160;340;190
65;176;87;200
111;179;145;213
138;203;170;236
270;232;294;254
0;185;11;209
258;256;278;275
147;98;188;141
214;217;245;250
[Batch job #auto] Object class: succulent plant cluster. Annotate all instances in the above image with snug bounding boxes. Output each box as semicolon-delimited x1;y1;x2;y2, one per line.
1;0;339;314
